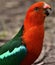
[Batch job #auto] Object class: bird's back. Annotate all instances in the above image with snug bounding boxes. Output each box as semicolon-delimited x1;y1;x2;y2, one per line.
0;26;27;65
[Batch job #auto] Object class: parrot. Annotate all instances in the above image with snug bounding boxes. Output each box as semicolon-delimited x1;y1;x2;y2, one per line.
0;1;51;65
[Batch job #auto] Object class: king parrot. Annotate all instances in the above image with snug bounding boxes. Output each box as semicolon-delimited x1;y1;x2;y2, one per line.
0;1;51;65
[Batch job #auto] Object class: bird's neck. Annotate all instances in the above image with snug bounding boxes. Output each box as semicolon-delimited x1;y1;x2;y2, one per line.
23;17;44;33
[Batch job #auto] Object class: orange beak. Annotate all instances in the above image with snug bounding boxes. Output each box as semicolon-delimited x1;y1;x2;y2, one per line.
43;2;52;16
43;2;51;9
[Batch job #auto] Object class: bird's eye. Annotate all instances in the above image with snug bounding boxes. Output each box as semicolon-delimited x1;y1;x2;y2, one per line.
34;7;39;11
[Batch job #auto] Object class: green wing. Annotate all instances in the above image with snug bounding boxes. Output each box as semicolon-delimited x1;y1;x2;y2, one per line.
0;25;24;54
0;45;27;65
0;25;27;65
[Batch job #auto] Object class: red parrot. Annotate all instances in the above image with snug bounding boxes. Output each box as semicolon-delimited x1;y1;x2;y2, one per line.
21;1;51;65
0;1;51;65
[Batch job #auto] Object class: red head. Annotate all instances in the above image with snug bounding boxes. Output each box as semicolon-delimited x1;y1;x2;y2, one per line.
24;2;51;32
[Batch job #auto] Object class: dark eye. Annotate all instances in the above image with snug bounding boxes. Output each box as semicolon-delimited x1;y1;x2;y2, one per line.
34;7;39;11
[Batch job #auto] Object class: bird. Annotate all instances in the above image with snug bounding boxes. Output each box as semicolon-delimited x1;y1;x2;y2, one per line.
0;1;51;65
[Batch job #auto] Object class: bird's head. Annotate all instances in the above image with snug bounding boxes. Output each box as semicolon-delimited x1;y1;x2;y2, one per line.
25;1;52;25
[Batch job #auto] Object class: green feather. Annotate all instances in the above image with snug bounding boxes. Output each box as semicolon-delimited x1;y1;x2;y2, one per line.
0;45;27;65
0;25;27;65
0;25;24;54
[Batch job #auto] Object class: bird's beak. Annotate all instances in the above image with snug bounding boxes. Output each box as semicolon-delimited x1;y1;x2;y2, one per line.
43;2;52;16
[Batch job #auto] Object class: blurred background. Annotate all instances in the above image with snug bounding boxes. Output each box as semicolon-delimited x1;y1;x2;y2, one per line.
0;0;55;65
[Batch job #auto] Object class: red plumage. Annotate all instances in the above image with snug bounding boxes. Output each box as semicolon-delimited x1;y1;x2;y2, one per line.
21;1;51;65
